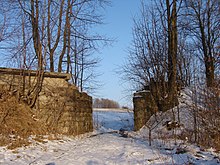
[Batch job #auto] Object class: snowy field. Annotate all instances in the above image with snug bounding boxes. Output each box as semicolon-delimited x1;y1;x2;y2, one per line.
0;108;220;165
93;109;134;131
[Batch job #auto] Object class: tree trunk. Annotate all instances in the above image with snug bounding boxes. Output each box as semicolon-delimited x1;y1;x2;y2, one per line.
58;0;70;73
31;0;43;70
166;0;178;107
149;129;152;146
66;0;71;74
199;17;215;87
29;0;44;108
188;0;216;87
47;0;65;72
205;56;215;87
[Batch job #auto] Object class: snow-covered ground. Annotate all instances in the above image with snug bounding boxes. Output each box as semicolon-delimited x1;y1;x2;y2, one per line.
0;108;219;165
93;109;134;131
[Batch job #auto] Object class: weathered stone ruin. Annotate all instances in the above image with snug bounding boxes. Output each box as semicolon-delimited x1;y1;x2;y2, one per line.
133;90;158;131
0;67;93;135
133;79;179;131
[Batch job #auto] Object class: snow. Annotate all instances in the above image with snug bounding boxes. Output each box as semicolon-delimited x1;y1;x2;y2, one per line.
0;108;220;165
93;109;133;131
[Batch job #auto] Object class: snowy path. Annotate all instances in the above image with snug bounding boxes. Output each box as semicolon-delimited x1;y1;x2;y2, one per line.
0;109;219;165
0;109;162;165
1;133;164;165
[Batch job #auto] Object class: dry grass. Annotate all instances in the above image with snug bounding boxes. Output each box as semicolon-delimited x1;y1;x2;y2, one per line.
0;90;49;149
185;81;220;151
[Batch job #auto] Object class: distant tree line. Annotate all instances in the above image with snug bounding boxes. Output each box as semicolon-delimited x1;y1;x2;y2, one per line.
93;98;120;109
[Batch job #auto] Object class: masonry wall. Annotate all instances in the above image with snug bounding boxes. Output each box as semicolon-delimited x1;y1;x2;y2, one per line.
0;68;93;135
36;85;93;135
133;88;178;131
133;90;158;131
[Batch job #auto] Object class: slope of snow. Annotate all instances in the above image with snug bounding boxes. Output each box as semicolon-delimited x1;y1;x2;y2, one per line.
0;108;219;165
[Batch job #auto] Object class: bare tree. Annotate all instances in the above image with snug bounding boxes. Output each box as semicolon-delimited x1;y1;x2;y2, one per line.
122;2;167;90
0;0;110;107
57;0;110;73
121;0;182;112
47;0;65;72
183;0;220;87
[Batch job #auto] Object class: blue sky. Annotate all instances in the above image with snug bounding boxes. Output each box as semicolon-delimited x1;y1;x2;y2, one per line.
92;1;142;107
